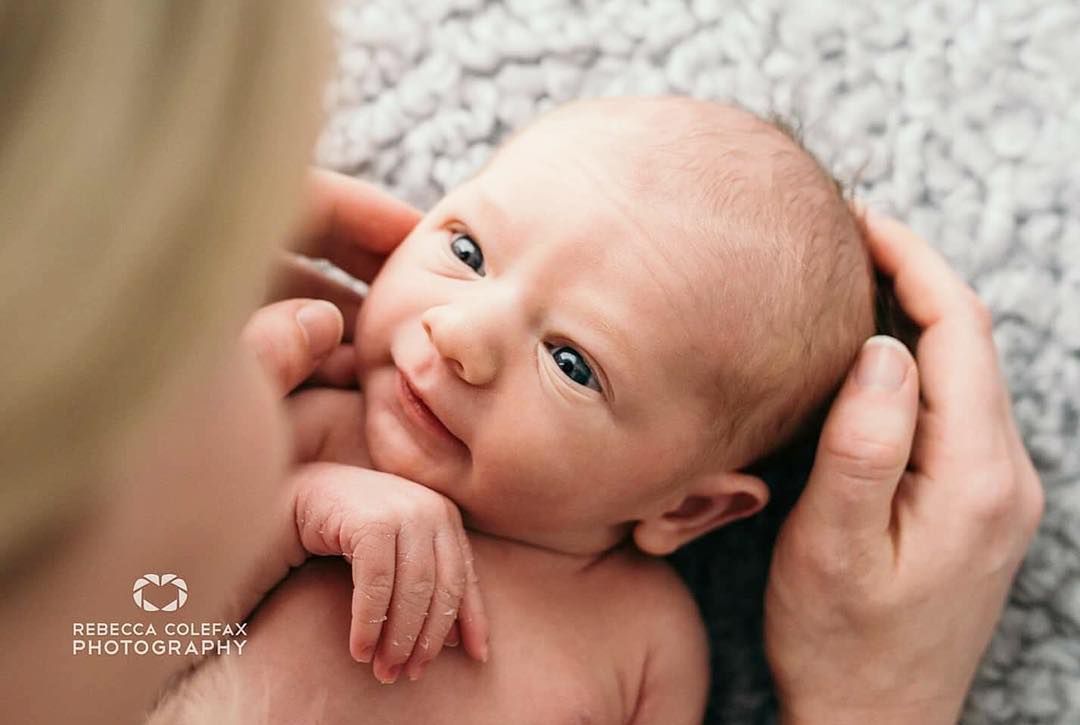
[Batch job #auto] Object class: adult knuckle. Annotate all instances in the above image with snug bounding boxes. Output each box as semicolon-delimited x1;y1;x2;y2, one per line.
789;532;851;582
967;471;1015;523
252;319;306;381
821;429;903;484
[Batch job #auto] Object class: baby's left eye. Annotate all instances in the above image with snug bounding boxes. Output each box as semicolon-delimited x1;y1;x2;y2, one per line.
550;345;601;392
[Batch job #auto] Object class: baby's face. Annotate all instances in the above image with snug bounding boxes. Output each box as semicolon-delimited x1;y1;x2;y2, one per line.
355;115;741;552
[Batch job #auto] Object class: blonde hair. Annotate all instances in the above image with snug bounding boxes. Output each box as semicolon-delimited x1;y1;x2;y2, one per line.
0;1;330;573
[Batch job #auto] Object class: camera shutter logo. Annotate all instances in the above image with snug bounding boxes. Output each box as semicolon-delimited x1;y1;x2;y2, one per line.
132;574;188;612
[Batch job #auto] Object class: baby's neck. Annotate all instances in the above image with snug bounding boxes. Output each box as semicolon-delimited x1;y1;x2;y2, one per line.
463;528;640;577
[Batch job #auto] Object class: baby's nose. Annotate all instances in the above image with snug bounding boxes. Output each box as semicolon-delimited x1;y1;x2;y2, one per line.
420;305;499;386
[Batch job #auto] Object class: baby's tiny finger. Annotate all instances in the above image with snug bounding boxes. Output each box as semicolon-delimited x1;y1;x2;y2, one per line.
455;525;489;663
404;529;465;681
374;533;435;684
445;621;460;647
348;527;397;664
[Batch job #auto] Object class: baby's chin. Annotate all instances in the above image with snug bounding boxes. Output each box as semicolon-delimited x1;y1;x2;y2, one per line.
363;407;464;498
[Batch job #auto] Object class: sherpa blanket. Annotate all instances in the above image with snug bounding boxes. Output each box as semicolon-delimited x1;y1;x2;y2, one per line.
315;1;1080;722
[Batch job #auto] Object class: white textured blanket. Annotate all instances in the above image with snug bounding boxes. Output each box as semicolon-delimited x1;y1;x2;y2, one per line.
317;1;1080;722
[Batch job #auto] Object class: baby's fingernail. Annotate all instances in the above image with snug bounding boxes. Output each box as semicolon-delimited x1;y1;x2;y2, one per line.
379;664;401;685
407;661;428;681
295;300;341;360
479;642;489;663
355;645;373;663
445;634;459;647
855;336;908;392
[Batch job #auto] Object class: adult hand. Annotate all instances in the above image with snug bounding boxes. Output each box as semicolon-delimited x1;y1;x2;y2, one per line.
764;209;1044;725
244;170;421;392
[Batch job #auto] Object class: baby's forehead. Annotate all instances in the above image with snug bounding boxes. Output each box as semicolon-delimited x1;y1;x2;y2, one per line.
501;97;788;178
483;99;805;259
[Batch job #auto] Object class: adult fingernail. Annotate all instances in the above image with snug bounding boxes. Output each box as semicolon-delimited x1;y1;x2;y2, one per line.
295;300;341;360
855;336;908;392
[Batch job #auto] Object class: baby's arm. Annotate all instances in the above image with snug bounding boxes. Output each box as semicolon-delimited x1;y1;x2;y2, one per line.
627;563;710;724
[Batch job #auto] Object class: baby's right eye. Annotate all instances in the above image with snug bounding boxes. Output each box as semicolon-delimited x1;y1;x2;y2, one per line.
450;233;485;276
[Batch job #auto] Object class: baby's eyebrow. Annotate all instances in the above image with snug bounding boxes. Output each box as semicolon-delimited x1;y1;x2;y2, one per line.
469;182;514;235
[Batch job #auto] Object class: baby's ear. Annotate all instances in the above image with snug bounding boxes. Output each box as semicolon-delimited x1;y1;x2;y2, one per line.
632;472;769;556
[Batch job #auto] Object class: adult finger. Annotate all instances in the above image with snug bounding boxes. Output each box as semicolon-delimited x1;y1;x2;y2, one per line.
908;320;1010;464
404;527;466;681
296;169;422;283
801;336;919;544
861;207;983;329
268;253;363;341
241;299;343;397
860;209;1008;441
374;531;436;685
305;345;358;389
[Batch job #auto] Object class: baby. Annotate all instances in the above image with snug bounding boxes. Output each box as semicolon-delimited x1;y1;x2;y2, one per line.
160;96;877;724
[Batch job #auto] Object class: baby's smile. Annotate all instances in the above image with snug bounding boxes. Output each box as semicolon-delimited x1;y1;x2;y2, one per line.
394;367;467;454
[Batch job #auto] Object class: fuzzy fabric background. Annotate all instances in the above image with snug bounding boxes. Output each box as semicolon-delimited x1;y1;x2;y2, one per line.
315;1;1080;722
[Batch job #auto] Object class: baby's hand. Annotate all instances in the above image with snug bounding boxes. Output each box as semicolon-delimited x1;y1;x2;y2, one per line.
293;462;488;684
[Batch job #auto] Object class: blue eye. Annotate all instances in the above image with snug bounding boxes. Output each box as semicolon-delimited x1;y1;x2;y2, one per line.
450;233;485;276
551;346;601;392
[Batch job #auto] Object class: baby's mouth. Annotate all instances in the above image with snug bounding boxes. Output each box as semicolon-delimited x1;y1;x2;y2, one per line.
396;370;466;450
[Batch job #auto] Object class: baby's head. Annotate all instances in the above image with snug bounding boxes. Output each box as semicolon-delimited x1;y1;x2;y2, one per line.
355;97;875;556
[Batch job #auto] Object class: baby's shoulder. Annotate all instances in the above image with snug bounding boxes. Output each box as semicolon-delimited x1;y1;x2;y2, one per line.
589;549;710;724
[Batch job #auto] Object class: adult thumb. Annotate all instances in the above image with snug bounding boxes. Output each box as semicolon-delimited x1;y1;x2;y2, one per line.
802;335;919;541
